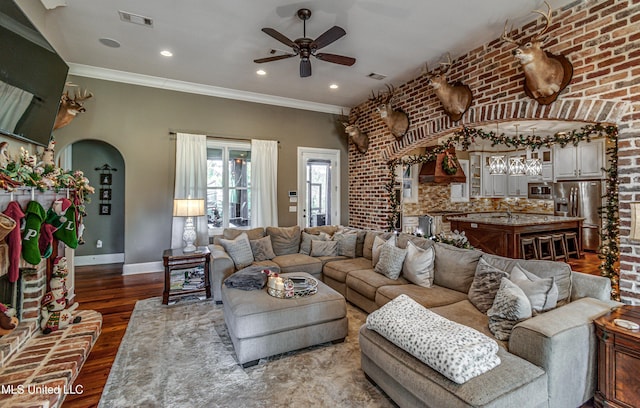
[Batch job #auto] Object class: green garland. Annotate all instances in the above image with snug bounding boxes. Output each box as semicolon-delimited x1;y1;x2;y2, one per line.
385;123;620;299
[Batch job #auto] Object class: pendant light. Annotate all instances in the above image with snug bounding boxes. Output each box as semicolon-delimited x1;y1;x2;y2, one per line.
525;127;543;176
508;124;526;176
489;122;507;175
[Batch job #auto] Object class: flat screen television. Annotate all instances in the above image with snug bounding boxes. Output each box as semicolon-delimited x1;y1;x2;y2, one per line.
0;1;68;147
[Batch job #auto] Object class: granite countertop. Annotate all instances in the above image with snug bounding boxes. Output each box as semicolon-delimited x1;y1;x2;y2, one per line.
446;212;584;226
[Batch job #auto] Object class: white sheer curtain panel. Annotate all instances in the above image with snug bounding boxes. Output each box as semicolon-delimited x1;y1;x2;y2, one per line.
171;133;208;249
0;80;33;132
251;139;278;227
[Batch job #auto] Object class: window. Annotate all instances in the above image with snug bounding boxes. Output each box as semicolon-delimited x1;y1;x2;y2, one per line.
207;140;251;233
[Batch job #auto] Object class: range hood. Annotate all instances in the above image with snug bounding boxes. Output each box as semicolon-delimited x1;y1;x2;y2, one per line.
419;148;466;184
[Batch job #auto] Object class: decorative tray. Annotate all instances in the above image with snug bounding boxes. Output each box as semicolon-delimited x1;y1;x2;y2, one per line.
267;276;318;299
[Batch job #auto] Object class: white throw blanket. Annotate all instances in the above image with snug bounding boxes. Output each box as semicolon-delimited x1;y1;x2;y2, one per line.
366;294;501;384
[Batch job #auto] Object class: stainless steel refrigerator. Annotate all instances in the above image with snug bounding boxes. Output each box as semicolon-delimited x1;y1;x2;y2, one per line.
553;180;604;251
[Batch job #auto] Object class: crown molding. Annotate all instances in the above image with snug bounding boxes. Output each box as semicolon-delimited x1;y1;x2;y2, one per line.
67;63;348;115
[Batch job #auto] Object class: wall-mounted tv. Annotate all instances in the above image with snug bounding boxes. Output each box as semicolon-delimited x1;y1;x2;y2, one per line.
0;1;68;147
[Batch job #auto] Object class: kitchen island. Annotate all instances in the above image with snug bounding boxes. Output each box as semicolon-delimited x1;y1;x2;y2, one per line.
447;213;584;259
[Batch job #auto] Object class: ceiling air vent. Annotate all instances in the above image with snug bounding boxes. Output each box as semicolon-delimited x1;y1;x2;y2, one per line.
118;10;153;27
367;73;387;80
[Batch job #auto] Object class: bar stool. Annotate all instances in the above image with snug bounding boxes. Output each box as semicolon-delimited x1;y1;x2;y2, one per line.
520;237;538;260
564;232;581;259
551;233;568;262
536;235;554;260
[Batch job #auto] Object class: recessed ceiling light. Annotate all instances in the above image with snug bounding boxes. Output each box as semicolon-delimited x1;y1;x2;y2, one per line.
98;38;121;48
160;50;173;57
256;69;266;76
329;84;339;89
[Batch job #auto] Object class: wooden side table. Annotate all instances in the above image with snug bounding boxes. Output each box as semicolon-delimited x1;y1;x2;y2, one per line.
594;305;640;408
162;247;211;305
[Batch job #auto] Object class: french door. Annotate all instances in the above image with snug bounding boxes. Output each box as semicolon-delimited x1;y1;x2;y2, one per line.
297;147;340;228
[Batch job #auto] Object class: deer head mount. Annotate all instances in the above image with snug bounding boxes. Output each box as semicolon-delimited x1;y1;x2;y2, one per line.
424;53;473;122
501;1;573;105
341;107;369;154
54;86;93;130
369;84;409;140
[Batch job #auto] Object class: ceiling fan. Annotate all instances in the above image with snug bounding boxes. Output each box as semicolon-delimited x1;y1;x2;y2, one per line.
254;8;356;78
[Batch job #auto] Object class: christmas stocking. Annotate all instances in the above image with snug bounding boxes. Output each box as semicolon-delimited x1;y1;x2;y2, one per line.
38;223;57;259
3;201;24;282
50;198;78;249
22;201;46;265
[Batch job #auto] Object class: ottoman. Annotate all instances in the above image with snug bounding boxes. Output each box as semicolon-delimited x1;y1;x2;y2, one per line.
221;272;348;367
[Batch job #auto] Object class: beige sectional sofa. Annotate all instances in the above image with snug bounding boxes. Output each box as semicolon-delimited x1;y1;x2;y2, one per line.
209;225;619;408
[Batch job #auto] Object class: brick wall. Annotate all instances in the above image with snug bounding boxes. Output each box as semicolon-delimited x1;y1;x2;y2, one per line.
347;0;640;303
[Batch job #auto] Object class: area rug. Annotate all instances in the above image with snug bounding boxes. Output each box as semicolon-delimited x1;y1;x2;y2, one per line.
98;296;394;407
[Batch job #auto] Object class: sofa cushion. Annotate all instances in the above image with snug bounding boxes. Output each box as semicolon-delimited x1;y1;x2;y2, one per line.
468;258;509;313
249;235;276;261
267;226;301;256
372;235;397;266
480;253;572;305
310;240;338;257
363;231;394;260
396;233;434;251
376;284;468;309
429;299;504;347
223;227;265;241
487;277;533;341
323;258;372;283
510;264;558;314
346;269;409;300
299;231;327;255
270;253;322;275
315;255;348;266
303;225;339;236
366;294;500;384
219;232;254;270
374;244;407;280
433;242;482;293
402;241;435;288
332;232;358;258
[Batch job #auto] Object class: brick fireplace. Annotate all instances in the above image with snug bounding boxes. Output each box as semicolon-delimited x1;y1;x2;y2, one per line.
346;0;640;303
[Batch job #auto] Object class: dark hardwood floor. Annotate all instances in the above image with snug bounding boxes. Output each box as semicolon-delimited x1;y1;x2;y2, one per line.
62;253;603;407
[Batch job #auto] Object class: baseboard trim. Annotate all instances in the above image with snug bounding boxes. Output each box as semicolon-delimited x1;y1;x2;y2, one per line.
122;261;164;275
75;253;125;266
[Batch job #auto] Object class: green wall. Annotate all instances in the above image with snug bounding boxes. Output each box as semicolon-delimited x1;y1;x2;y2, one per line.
53;76;348;267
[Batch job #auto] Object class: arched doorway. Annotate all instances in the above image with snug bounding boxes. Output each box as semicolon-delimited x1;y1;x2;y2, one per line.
62;140;125;266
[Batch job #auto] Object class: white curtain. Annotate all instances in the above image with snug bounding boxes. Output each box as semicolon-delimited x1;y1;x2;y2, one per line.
0;80;33;132
251;139;278;227
171;133;208;249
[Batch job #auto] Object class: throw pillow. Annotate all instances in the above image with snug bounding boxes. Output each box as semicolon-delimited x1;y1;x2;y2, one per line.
337;226;367;257
250;236;276;261
219;232;254;270
510;264;559;314
332;232;357;258
468;258;510;313
310;240;338;257
372;235;397;267
299;231;326;255
402;241;435;287
266;226;301;256
487;277;533;341
433;242;482;293
374;244;407;280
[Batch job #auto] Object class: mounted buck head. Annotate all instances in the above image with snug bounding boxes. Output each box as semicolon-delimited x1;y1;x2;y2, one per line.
341;107;369;154
369;84;409;139
424;53;473;122
54;87;93;130
501;1;573;104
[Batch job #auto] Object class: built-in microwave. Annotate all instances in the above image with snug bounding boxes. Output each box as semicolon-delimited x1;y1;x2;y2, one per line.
528;183;553;200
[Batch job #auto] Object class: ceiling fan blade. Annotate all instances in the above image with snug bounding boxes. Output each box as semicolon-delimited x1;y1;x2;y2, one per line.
254;54;296;63
314;53;356;66
312;26;346;50
261;28;299;49
300;59;311;77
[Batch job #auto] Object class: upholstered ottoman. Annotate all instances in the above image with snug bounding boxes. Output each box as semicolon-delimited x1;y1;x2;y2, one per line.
221;272;348;367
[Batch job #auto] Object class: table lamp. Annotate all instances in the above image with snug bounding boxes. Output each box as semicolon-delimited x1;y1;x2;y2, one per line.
173;198;205;252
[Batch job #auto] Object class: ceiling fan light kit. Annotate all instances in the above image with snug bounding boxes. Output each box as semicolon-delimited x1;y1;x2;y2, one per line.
254;8;356;78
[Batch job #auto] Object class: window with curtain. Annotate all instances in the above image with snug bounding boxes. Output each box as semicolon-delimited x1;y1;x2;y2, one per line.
207;140;251;233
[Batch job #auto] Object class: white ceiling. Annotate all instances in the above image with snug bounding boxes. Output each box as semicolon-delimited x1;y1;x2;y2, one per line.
20;0;577;113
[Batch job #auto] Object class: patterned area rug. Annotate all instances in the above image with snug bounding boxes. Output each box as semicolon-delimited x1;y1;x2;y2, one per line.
99;296;394;407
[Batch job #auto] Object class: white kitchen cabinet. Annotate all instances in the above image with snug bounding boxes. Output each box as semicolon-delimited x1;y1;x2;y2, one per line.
527;148;553;182
469;153;482;197
481;153;507;197
507;151;528;197
553;138;605;180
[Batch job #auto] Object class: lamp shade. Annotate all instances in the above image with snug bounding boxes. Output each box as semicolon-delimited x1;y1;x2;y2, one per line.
173;198;205;217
